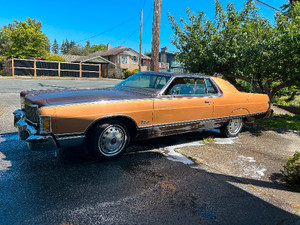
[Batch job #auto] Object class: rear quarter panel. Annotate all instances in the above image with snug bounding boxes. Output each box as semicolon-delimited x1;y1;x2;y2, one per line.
211;77;269;118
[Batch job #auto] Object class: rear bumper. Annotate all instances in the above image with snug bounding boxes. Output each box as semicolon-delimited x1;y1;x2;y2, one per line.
13;109;58;151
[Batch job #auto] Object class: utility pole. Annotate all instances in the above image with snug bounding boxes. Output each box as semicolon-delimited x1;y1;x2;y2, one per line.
139;9;143;71
150;0;161;71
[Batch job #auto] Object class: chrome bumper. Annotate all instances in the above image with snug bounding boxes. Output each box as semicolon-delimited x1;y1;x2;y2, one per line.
13;109;58;151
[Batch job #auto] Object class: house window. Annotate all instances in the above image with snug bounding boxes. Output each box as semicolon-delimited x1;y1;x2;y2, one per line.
121;56;127;64
131;56;138;64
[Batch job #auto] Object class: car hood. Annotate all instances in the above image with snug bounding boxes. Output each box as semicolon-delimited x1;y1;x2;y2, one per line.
22;87;152;107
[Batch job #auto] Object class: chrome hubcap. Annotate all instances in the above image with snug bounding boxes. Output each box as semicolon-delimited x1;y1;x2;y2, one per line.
228;118;242;134
98;125;126;156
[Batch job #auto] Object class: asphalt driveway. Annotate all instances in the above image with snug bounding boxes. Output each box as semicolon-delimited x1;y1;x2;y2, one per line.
0;77;299;224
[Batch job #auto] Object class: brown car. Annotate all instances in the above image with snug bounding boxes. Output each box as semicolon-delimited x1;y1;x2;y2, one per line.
14;71;270;160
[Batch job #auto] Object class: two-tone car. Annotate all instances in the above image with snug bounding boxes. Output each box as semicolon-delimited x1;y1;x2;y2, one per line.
14;71;270;160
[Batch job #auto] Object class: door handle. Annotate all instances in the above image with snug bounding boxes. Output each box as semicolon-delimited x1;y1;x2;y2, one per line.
205;100;211;104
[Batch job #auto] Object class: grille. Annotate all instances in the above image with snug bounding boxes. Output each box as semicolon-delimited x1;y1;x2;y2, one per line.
24;100;39;124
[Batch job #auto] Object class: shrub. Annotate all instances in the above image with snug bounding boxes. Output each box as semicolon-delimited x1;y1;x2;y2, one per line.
0;55;7;70
122;69;139;79
44;54;66;62
281;152;300;187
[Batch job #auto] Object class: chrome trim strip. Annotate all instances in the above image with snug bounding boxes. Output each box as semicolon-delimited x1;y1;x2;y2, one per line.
56;133;85;139
139;111;268;129
157;76;222;98
157;76;176;96
39;97;155;110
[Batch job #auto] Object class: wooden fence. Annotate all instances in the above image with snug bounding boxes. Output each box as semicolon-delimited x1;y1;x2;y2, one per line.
3;58;112;78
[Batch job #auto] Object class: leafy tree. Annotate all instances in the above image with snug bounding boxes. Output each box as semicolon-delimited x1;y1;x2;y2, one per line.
0;24;13;56
1;18;49;58
90;44;107;53
52;39;59;54
169;0;300;100
44;54;66;62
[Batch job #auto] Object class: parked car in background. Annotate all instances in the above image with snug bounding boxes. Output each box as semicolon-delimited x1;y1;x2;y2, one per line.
14;71;270;160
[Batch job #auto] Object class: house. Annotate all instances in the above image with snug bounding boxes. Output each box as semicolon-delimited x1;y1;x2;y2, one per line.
53;44;151;78
147;47;186;73
75;44;151;78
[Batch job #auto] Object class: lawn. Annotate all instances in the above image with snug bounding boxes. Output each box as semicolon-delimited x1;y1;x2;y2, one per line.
254;114;300;131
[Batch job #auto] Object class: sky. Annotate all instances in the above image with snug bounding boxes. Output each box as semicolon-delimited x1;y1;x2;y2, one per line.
0;0;287;54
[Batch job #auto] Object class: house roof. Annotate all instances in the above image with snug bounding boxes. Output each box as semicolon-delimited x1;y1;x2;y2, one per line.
75;46;151;62
80;55;115;65
51;54;82;62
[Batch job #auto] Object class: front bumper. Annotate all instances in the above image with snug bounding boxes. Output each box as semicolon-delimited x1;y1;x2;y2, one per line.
13;109;58;151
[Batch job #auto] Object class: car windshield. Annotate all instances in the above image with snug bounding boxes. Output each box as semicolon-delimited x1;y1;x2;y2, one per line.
115;72;171;95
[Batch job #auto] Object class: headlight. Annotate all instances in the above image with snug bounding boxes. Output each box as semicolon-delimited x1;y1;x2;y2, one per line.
39;116;51;134
21;97;25;109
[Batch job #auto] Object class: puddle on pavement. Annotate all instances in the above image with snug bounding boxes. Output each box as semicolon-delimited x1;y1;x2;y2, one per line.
199;205;217;221
236;155;267;178
156;133;238;165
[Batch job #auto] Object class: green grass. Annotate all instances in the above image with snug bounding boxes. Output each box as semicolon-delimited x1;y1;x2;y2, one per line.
254;114;300;131
273;95;300;108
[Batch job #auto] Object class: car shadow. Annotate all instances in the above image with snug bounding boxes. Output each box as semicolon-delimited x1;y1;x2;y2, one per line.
0;131;299;224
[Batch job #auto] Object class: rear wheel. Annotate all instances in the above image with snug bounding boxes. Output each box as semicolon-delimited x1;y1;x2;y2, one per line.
90;120;130;160
220;118;243;137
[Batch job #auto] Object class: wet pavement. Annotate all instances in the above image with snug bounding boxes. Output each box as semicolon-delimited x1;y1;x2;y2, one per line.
1;132;299;225
1;78;299;224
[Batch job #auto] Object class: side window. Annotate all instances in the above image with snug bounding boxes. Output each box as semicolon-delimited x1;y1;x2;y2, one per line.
205;79;217;94
165;77;206;95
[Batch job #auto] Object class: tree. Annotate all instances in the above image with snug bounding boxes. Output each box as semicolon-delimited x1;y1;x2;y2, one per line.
83;40;91;55
60;39;70;54
0;24;13;56
169;0;300;100
90;44;107;53
1;17;49;58
52;39;59;54
68;44;83;55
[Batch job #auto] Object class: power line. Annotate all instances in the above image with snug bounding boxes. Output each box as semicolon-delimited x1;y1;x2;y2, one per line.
143;0;147;8
120;7;153;45
256;0;282;12
76;13;140;43
144;7;153;26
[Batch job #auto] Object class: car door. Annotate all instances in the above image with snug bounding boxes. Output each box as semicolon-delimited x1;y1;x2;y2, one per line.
152;77;214;136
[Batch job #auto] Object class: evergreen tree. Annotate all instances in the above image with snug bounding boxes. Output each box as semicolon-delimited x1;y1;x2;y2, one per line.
52;39;59;54
60;39;69;54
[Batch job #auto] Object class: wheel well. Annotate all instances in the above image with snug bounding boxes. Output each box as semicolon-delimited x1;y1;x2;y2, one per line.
85;116;138;142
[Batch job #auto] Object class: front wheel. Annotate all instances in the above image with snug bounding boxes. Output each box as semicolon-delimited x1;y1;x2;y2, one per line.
90;120;130;160
220;118;243;137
